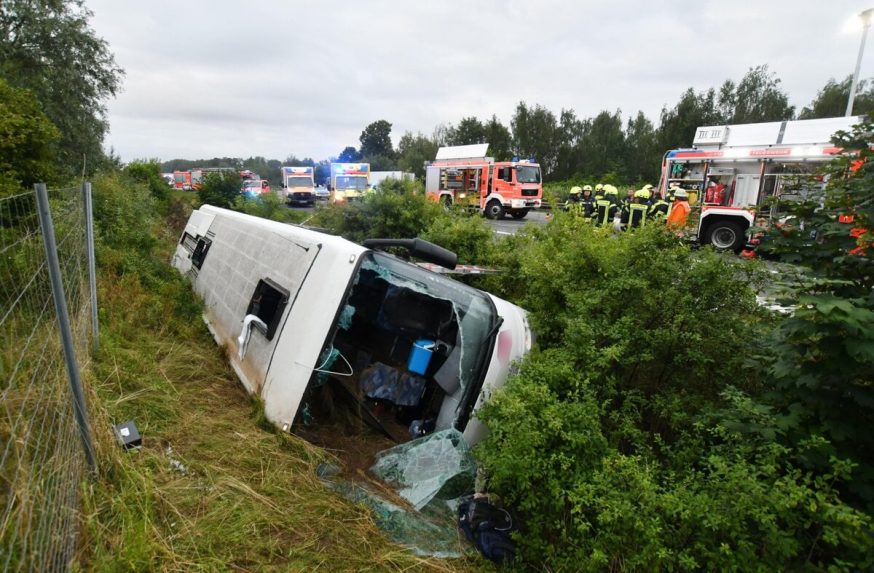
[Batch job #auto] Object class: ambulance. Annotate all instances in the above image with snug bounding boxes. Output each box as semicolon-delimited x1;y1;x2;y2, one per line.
281;166;316;206
329;163;370;204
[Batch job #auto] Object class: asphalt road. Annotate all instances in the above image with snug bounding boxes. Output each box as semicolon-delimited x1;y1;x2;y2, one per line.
288;203;550;236
485;209;550;235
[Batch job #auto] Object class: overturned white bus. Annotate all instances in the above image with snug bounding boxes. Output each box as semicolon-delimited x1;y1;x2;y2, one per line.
172;205;532;445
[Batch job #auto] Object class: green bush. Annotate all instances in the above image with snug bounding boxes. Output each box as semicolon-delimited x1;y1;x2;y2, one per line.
309;177;442;243
197;171;240;208
0;78;60;193
420;212;497;265
475;213;873;570
125;159;169;202
232;192;307;225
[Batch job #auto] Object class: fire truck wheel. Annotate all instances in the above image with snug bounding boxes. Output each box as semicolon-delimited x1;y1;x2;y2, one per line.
705;221;744;252
442;196;453;211
510;209;528;220
485;200;504;220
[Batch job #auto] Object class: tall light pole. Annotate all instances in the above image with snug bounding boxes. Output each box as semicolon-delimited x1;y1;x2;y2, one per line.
847;8;874;116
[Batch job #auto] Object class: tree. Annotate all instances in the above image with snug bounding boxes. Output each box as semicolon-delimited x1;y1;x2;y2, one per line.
580;110;625;179
396;131;437;178
125;159;168;201
728;65;794;124
511;102;559;178
484;115;513;161
800;75;874;119
623;111;658;183
450;116;487;145
0;78;59;192
0;0;123;174
359;120;394;158
656;87;720;152
553;109;584;181
337;146;361;163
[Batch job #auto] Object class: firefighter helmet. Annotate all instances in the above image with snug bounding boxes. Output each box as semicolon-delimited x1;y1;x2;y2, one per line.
673;189;689;199
582;185;593;191
595;184;603;191
569;186;582;195
643;183;654;190
602;184;619;196
635;189;651;200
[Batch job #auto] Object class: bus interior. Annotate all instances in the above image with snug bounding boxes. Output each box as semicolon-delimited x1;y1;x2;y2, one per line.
295;252;499;446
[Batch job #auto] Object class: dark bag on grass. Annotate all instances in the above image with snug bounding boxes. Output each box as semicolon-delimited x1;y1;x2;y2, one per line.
457;497;516;564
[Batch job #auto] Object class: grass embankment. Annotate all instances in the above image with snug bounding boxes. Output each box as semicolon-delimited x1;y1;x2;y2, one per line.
78;182;477;571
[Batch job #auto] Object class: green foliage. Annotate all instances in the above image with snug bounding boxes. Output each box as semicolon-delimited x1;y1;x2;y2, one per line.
475;213;873;570
359;119;394;158
757;118;874;511
309;178;441;244
124;159;168;202
420;212;497;266
800;76;874;119
0;0;123;174
197;171;241;208
511;101;559;177
231;192;307;224
397;132;438;179
0;78;60;192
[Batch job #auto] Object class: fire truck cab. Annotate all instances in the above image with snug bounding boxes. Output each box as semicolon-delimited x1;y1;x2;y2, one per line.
659;116;861;251
425;144;542;220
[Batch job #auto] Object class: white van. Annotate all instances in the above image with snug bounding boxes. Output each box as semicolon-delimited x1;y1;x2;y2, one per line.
172;205;532;445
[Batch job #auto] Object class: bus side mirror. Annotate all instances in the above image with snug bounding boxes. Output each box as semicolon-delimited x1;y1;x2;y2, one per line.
363;238;458;270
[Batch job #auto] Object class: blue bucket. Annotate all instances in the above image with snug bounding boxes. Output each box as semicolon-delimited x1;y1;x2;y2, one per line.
407;339;435;375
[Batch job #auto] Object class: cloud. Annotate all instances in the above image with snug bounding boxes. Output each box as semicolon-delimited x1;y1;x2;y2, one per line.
87;0;871;162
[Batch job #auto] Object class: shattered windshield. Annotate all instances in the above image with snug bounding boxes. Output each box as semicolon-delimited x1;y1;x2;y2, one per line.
309;251;499;434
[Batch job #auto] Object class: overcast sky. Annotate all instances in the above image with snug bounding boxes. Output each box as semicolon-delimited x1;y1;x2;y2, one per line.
88;0;874;163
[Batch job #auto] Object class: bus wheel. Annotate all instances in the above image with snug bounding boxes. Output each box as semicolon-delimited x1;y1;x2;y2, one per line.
442;196;453;211
510;209;528;220
705;221;744;252
485;200;504;220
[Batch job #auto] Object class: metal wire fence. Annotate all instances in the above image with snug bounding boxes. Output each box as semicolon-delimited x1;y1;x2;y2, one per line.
0;183;97;572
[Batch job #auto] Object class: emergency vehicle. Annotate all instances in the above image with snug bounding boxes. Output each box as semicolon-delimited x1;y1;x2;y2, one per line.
172;205;532;445
424;144;542;219
658;116;861;251
329;163;370;203
281;166;316;206
172;170;192;191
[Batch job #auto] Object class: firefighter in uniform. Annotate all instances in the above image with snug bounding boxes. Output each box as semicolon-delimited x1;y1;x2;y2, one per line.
649;190;671;221
595;184;620;226
564;186;583;212
580;185;596;219
626;189;651;229
666;189;692;231
594;183;604;200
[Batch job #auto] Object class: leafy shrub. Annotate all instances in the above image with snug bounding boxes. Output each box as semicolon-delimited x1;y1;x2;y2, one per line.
475;213;873;570
125;159;168;202
232;192;307;224
420;212;497;265
197;171;241;208
0;78;60;192
309;177;441;243
757;119;874;512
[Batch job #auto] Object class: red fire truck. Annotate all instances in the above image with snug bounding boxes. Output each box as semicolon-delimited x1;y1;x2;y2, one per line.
658;116;861;251
172;170;192;191
425;144;542;219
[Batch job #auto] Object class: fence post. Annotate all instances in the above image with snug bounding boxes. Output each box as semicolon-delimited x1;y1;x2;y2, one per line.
83;181;99;352
34;183;97;475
